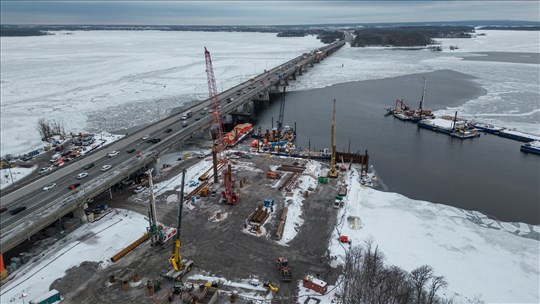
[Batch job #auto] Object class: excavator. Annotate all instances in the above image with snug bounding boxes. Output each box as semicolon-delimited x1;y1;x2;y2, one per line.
164;169;193;281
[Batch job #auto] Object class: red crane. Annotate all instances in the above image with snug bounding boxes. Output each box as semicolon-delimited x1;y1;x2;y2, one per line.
204;47;239;204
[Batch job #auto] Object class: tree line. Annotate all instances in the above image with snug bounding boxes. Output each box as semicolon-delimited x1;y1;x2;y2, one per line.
351;26;474;47
338;241;485;304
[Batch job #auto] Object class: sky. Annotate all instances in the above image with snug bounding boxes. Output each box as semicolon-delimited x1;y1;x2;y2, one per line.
0;1;539;26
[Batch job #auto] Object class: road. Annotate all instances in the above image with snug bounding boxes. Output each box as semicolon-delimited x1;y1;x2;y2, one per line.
0;41;345;253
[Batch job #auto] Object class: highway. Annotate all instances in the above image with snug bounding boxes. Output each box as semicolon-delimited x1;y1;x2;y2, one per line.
0;41;345;253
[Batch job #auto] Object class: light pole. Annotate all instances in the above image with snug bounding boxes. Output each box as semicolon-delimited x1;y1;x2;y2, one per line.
20;291;27;304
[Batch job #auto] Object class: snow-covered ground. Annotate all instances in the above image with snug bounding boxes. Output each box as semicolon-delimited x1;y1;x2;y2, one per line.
0;166;36;190
2;30;539;156
327;169;539;303
0;209;148;303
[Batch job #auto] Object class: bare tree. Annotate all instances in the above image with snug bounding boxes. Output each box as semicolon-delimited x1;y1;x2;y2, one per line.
428;275;447;304
410;265;433;304
35;118;65;141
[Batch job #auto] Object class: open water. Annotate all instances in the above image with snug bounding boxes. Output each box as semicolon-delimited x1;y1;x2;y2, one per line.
252;69;540;225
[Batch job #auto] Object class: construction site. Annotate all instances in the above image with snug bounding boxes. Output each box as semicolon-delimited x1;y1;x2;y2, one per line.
0;45;372;304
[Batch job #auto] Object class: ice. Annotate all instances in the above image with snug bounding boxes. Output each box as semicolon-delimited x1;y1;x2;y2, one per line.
2;29;539;157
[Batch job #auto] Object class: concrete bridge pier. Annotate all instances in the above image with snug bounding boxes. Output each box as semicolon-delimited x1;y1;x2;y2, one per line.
73;205;88;223
252;90;270;102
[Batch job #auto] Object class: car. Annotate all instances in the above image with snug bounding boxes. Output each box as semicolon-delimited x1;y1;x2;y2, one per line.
69;183;81;190
151;138;161;144
127;148;136;153
194;116;201;121
101;165;112;172
227;97;234;103
108;150;120;157
197;152;206;159
164;128;173;133
182;121;189;127
142;135;150;140
82;162;95;170
134;186;147;194
76;172;88;179
248;278;260;287
38;167;51;174
10;206;26;215
0;207;8;214
43;183;57;191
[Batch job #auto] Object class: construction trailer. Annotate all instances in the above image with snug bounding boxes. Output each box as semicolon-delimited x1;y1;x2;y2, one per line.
302;275;328;294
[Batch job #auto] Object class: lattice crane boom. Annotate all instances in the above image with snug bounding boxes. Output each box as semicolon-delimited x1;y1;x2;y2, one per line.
204;47;225;157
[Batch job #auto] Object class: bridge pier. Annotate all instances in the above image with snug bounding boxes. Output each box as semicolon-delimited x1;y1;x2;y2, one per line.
252;90;270;102
73;205;88;223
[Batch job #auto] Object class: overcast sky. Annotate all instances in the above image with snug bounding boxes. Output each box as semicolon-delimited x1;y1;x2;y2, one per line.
1;1;539;25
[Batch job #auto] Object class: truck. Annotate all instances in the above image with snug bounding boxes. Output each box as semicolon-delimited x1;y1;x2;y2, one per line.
276;257;292;282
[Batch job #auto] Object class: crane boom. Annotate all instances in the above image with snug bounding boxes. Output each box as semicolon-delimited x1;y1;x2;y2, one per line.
204;47;239;204
277;87;286;137
204;47;225;157
169;169;186;271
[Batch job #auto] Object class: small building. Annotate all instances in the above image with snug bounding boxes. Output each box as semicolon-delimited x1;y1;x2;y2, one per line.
302;275;328;294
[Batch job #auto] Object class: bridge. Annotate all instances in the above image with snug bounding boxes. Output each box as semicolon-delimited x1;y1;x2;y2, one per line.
0;40;345;254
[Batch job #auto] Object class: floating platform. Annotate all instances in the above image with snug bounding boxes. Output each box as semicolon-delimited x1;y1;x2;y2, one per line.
520;140;540;155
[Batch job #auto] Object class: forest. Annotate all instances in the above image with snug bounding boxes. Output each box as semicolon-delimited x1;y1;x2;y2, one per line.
351;26;474;47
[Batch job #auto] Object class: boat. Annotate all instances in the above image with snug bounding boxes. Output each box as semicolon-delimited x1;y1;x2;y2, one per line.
450;128;481;139
390;99;414;121
520;140;540;155
473;123;505;135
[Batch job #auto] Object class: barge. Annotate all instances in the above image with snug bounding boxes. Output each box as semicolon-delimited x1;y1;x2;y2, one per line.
498;129;539;143
474;123;505;135
520;140;540;155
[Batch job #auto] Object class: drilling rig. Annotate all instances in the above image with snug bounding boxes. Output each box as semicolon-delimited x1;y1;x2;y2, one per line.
328;98;338;178
204;47;239;204
165;169;193;281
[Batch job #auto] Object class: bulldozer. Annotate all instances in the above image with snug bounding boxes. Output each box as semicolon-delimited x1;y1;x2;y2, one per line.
276;257;292;282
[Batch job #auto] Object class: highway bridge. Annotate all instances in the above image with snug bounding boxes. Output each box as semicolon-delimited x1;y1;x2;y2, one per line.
0;40;345;254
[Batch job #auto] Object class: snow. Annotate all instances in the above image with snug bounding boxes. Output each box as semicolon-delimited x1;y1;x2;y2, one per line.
0;209;148;303
328;169;540;303
277;160;321;245
0;166;36;190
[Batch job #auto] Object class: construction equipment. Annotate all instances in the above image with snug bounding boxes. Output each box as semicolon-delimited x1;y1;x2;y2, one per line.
164;169;193;281
147;169;177;246
328;98;338;178
276;87;286;139
263;281;279;292
276;257;292;282
205;47;239;204
266;171;279;179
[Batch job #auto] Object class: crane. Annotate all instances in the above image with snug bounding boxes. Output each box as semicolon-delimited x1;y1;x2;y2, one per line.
204;47;239;204
276;87;286;139
165;169;193;280
328;98;338;178
147;169;177;246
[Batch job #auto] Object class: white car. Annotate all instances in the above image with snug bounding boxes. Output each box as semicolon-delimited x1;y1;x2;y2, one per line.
38;167;51;174
76;172;88;179
134;186;147;194
101;165;112;172
142;135;150;140
43;183;56;191
108;150;120;158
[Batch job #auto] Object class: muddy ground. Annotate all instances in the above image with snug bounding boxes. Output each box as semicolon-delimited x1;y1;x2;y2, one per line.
52;141;345;303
